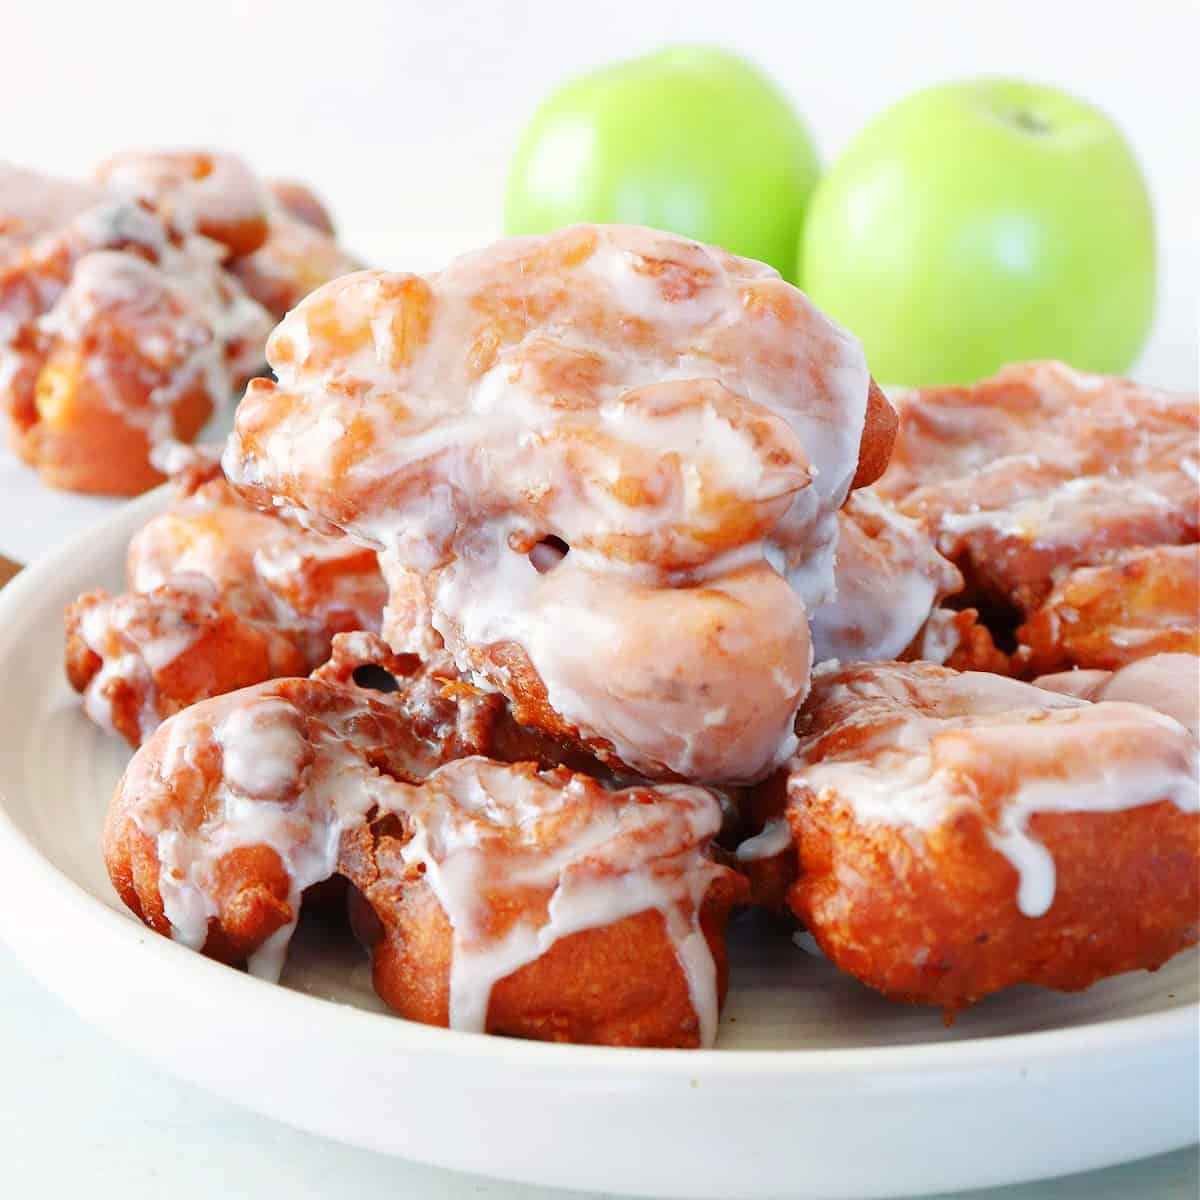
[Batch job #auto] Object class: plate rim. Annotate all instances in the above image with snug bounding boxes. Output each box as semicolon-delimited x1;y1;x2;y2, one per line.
0;795;1195;1081
0;484;1195;1083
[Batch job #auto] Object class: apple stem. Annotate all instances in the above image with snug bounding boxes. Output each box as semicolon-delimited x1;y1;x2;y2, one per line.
1010;108;1051;135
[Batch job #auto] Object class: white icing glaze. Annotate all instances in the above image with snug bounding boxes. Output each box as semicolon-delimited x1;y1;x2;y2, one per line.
127;477;385;666
218;699;312;799
936;475;1176;553
911;608;961;665
1030;668;1110;701
809;490;962;664
1;174;271;474
1020;543;1200;669
75;581;215;741
120;685;730;1043
93;150;267;253
421;533;809;782
876;363;1198;595
1036;653;1200;741
789;663;1199;918
223;226;874;783
734;817;791;862
50;226;267;449
72;479;386;746
391;759;727;1043
0;163;104;246
142;689;379;964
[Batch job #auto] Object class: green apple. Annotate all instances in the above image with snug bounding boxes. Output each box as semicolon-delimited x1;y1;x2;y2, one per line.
505;47;819;280
800;80;1156;385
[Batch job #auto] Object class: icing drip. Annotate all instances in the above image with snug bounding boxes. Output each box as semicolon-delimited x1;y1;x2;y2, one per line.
120;682;731;1043
223;226;874;782
128;477;385;663
69;477;386;747
875;363;1198;609
390;760;727;1043
75;579;216;741
808;490;962;664
138;686;397;966
789;663;1199;918
1;169;272;483
418;531;810;782
734;817;791;862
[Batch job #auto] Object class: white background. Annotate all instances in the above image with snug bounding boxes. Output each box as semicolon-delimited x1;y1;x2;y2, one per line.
1;2;1198;1196
2;0;1197;381
1;0;1197;561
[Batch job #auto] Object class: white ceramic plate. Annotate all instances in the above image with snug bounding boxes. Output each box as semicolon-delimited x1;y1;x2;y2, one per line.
0;488;1195;1200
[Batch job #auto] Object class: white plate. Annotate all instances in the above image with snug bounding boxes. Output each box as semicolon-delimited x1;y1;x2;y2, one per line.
0;488;1195;1200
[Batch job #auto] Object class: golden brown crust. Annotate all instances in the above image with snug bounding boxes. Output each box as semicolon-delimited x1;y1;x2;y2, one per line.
780;660;1199;1011
67;479;389;745
222;228;882;782
101;632;586;948
102;666;490;957
66;584;310;747
875;363;1199;618
14;368;213;496
0;198;270;495
790;795;1198;1010
906;607;1019;676
849;379;897;491
407;559;810;782
726;768;795;914
939;611;1018;675
230;190;360;319
93;150;270;258
265;180;336;236
104;655;745;1047
3;156;355;495
342;817;744;1046
1018;544;1200;675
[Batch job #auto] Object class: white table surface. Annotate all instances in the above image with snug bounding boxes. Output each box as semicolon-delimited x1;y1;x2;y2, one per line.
1;936;1196;1199
1;220;1198;1197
